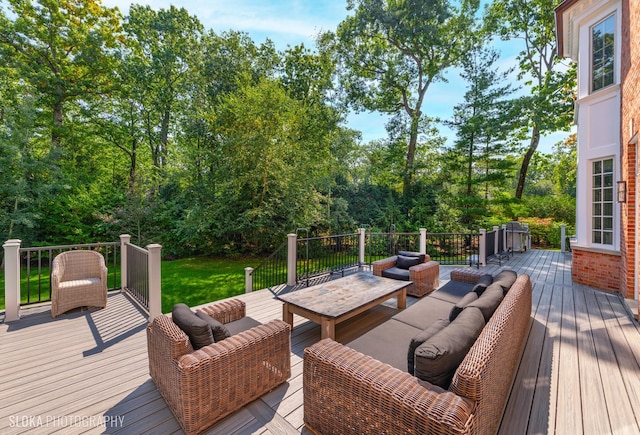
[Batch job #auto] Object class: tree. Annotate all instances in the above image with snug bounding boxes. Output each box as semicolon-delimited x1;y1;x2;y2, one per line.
445;46;518;225
321;0;480;193
122;5;204;172
486;0;576;199
0;0;122;149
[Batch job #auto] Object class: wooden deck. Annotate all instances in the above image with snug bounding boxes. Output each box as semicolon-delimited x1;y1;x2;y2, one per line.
2;249;640;434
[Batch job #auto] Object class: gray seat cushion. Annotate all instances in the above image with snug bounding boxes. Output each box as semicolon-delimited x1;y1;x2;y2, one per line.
381;266;411;281
225;316;262;336
347;319;422;371
429;280;475;304
414;306;485;388
393;296;455;330
172;303;214;349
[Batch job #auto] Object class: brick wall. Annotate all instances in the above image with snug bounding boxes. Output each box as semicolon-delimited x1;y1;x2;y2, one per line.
572;248;622;292
620;0;639;298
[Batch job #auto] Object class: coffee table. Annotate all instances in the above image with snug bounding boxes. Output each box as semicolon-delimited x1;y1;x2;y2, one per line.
278;272;410;340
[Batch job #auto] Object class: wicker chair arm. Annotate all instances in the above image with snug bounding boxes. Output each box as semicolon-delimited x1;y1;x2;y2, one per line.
372;256;398;276
197;299;246;324
304;339;475;435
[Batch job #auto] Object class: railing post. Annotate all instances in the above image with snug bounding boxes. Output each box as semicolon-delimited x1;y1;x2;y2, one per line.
501;224;508;253
147;243;162;321
120;234;131;291
561;225;567;252
245;267;253;293
287;233;297;286
420;228;427;255
479;229;487;267
524;224;531;250
3;239;22;322
493;226;500;254
358;228;366;266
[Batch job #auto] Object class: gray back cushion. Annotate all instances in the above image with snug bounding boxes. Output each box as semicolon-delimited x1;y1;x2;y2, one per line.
493;270;517;295
195;310;232;342
466;283;504;322
407;318;450;375
449;291;479;322
396;255;423;269
472;274;494;296
172;303;214;349
398;251;426;263
414;306;485;388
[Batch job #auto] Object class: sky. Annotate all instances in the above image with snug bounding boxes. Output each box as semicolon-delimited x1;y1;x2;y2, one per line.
101;0;571;154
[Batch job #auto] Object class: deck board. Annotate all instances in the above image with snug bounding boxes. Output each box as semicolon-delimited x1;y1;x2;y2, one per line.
2;250;640;434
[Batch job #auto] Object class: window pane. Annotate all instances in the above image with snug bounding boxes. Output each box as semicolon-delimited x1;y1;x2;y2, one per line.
594;161;602;174
604;217;613;230
593;217;602;230
593;231;602;243
592;15;615;92
594;189;602;202
603;232;613;245
604;188;613;201
604;203;612;216
604;158;613;172
594;175;602;188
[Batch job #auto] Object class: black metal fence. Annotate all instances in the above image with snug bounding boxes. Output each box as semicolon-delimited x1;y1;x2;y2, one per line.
250;241;288;293
125;243;149;311
19;242;120;305
296;233;360;286
424;233;479;266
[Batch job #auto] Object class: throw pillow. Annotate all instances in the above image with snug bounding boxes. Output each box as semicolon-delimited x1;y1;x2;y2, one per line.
466;284;504;322
195;310;231;342
449;291;479;322
172;303;214;349
407;318;450;375
493;270;517;295
472;274;494;296
396;255;422;270
414;307;485;388
398;250;426;263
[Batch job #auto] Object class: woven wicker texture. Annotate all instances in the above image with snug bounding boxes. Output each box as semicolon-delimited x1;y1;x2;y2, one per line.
147;301;291;435
303;273;532;435
51;250;108;317
450;269;486;284
372;255;440;297
449;274;532;435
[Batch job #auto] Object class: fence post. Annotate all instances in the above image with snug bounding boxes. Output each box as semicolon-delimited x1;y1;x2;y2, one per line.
3;239;21;322
287;233;297;286
147;243;162;321
501;224;508;253
245;267;253;293
420;228;427;255
358;228;366;267
120;234;131;291
493;226;500;255
561;225;566;252
479;229;487;267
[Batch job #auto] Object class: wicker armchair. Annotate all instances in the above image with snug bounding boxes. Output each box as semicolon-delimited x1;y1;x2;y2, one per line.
147;299;291;435
373;253;440;297
51;250;108;318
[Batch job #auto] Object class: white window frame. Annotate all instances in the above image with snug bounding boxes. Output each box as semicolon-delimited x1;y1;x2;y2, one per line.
590;157;615;246
590;13;616;93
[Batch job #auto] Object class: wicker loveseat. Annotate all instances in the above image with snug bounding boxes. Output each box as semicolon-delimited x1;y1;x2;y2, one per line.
372;251;440;297
147;299;291;435
51;250;108;318
303;269;532;435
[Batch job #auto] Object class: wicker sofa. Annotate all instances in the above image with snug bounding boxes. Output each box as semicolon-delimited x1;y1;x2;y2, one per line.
51;250;108;317
372;251;440;297
303;269;532;435
147;299;291;435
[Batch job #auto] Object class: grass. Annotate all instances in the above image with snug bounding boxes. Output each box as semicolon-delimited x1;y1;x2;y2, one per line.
0;256;262;314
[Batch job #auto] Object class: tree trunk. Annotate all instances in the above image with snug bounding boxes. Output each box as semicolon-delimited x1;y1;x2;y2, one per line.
52;99;64;149
515;124;540;199
403;113;421;194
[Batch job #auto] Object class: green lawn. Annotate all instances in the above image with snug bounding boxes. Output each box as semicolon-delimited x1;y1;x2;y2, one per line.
0;256;262;314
